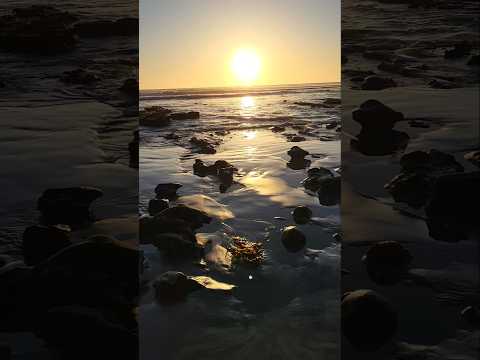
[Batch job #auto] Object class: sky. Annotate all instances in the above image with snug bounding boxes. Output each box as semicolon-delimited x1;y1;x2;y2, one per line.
140;0;340;89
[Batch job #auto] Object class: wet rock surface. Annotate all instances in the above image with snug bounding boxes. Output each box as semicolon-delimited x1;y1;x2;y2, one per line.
342;290;397;352
281;226;306;253
22;225;72;266
154;183;182;200
363;241;412;285
37;187;103;226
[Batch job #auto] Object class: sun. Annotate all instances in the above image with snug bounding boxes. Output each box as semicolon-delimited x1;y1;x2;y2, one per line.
231;49;261;85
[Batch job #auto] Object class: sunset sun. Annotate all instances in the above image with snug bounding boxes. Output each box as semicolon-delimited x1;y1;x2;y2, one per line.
231;49;261;85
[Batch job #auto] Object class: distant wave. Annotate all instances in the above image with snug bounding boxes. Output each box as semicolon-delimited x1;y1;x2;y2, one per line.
140;83;339;101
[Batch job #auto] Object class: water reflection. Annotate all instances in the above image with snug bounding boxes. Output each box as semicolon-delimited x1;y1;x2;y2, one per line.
240;96;256;117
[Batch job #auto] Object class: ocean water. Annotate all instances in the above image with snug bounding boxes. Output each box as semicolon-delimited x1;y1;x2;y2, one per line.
139;83;341;360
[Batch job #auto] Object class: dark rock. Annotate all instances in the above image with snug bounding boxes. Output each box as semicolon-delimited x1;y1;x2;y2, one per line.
35;306;137;359
363;241;412;285
361;76;397;90
285;134;306;142
325;121;339;130
464;150;480;168
159;205;211;230
287;158;311;170
292;206;313;224
0;6;77;53
323;98;341;106
385;172;432;208
128;130;139;169
153;272;202;304
0;343;11;360
270;125;286;133
22;224;72;266
164;132;180;140
35;236;139;308
154;183;182;200
303;168;334;192
61;69;99;84
400;149;463;174
351;130;410;156
140;107;171;127
148;199;168;216
170;111;200;120
140;215;196;246
408;120;430;128
37;187;103;226
193;159;236;190
444;42;471;59
467;55;480;66
281;226;306;253
119;78;138;97
317;177;341;206
342;290;397;351
425;172;480;241
287;146;309;159
352;100;404;132
73;17;139;37
189;137;216;154
152;232;200;257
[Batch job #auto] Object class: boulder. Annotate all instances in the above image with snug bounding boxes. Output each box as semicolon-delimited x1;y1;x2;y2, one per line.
287;146;309;159
153;271;202;304
342;290;397;351
22;224;72;266
302;168;334;192
151;232;200;257
292;206;312;224
352;130;410;156
385;172;432;208
362;241;412;285
148;198;168;216
317;177;341;206
140;215;195;245
352;100;404;132
158;205;211;230
154;183;182;200
361;76;397;90
281;226;306;253
37;187;103;226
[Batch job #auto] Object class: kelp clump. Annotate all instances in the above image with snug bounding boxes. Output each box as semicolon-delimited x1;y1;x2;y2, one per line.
228;236;265;266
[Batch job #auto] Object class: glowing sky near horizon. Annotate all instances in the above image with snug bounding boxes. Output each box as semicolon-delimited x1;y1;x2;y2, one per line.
140;0;340;89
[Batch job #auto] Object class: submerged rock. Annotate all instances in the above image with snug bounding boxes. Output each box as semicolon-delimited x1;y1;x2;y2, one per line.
270;125;285;133
193;159;237;191
154;183;182;200
361;76;397;90
281;226;306;253
37;187;103;226
140;107;171;127
140;215;196;246
363;241;412;285
170;111;200;120
342;290;397;351
292;206;312;224
153;271;202;304
189;137;216;154
22;224;72;266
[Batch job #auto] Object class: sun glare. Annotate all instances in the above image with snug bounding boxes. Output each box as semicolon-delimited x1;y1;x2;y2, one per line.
231;49;261;85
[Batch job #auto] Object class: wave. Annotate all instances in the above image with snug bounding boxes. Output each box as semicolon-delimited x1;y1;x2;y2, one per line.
140;83;339;101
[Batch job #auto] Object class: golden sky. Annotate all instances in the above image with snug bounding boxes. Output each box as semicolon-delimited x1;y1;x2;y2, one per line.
140;0;340;90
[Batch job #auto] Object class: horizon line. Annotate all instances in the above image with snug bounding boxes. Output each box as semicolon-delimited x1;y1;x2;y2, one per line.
140;81;340;92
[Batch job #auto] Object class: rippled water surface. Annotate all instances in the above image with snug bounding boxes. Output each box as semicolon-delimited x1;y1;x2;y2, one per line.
140;84;341;360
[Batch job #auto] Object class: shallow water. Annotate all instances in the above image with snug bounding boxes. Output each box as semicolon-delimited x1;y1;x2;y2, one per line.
140;84;341;359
